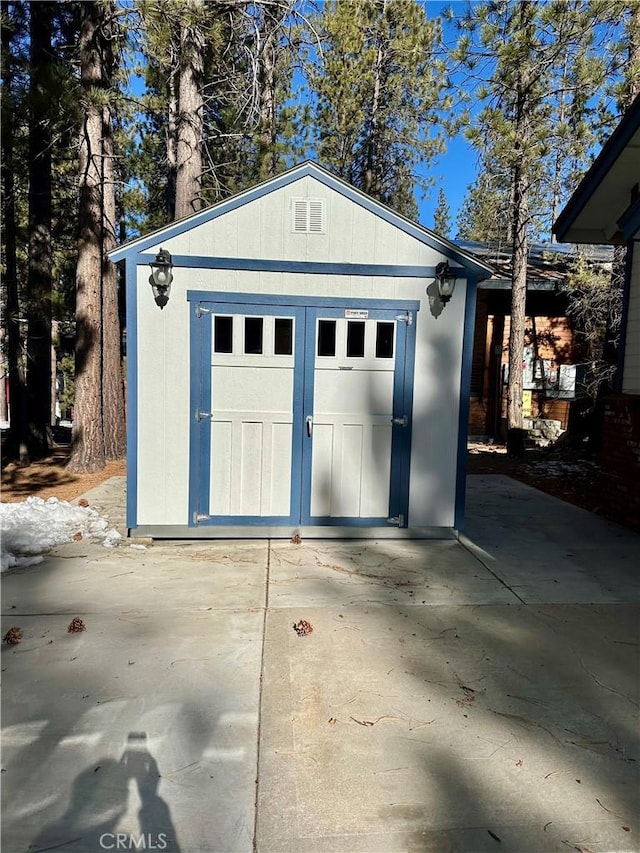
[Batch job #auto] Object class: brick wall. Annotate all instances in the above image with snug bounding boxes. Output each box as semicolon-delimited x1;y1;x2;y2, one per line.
600;394;640;532
469;398;488;436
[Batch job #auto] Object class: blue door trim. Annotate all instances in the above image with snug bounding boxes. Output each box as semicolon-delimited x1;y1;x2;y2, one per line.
189;303;212;525
390;307;417;522
189;293;418;528
187;291;420;312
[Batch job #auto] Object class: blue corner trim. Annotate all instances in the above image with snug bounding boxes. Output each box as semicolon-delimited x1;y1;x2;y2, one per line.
616;240;636;392
125;256;138;530
454;275;478;532
110;161;493;278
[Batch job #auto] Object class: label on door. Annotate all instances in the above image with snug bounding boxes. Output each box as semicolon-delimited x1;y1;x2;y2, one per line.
344;309;368;319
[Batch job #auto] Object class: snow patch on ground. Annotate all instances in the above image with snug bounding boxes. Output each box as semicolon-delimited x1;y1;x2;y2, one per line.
1;496;121;572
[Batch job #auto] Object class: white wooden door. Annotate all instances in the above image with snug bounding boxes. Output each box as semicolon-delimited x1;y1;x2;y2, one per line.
301;308;410;526
192;298;415;528
195;303;304;524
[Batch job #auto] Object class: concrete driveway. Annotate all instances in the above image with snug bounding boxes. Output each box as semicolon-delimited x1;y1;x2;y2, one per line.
1;475;638;853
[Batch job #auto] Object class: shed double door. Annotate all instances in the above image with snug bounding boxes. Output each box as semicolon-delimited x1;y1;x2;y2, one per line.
192;298;415;529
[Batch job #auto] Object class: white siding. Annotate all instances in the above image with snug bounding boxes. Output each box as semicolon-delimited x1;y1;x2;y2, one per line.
145;176;443;269
134;175;469;529
622;256;640;394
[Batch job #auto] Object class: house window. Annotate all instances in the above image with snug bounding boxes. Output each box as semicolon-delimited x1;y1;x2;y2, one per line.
292;198;325;233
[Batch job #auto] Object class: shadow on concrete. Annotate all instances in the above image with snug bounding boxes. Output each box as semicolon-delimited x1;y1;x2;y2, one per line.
29;733;180;853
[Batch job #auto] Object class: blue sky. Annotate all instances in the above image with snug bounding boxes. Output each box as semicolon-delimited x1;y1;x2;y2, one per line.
126;0;480;236
419;1;479;234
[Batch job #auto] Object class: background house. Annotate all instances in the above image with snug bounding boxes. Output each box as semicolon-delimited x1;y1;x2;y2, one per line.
462;241;613;441
555;94;640;530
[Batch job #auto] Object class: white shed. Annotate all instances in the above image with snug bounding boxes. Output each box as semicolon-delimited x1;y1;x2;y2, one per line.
111;162;492;538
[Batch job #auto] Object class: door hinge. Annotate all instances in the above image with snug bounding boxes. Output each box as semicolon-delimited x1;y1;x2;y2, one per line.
196;305;212;318
194;511;210;524
387;514;405;527
391;415;408;427
195;408;212;421
396;311;413;325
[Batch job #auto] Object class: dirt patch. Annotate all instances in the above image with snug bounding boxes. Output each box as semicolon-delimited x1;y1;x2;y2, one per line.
1;445;126;504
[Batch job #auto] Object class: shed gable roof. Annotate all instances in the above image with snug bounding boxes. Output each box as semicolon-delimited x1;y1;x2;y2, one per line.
110;161;493;278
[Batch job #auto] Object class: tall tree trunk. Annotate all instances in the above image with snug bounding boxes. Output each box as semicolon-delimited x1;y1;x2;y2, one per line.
506;1;535;448
26;0;54;457
1;9;29;463
175;9;204;219
550;52;569;242
256;2;280;179
166;63;178;220
363;0;387;199
68;1;107;473
100;3;126;460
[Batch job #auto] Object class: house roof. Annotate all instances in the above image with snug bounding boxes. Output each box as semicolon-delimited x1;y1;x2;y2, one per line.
456;239;613;290
110;161;494;278
554;94;640;244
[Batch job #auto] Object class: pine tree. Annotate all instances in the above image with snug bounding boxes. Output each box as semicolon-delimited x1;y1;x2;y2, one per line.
433;188;451;237
454;0;626;446
68;0;124;472
1;2;29;463
309;0;448;218
174;0;205;219
100;4;125;460
25;0;55;458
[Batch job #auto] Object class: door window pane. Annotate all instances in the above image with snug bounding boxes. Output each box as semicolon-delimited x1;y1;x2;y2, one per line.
244;317;263;354
317;320;336;357
375;322;394;358
214;316;233;353
346;321;365;357
274;318;293;355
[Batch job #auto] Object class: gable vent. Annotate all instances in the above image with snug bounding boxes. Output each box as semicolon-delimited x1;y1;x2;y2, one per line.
292;198;325;234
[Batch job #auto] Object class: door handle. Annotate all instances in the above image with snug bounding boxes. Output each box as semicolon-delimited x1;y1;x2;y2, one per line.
306;415;313;437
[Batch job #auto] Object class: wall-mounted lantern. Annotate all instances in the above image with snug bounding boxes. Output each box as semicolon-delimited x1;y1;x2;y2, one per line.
149;248;173;309
435;261;457;304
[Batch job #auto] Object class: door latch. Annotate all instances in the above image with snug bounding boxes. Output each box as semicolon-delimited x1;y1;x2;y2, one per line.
387;514;405;527
195;408;212;421
391;415;408;427
306;415;313;437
